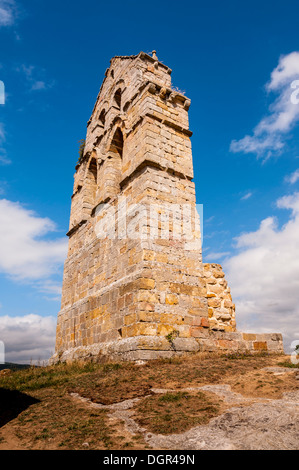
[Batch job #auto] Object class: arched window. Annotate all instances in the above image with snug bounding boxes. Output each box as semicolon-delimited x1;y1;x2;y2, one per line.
86;158;98;204
110;128;123;158
114;89;122;109
104;128;124;198
99;109;106;125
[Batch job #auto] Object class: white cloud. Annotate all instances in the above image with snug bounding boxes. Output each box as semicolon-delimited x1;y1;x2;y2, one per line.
285;168;299;184
0;314;56;364
0;199;68;284
205;251;231;260
268;53;299;91
230;51;299;160
205;216;215;224
0;179;7;195
30;80;47;91
0;123;11;165
0;122;5;143
17;64;55;92
241;192;253;201
0;0;17;27
223;191;299;351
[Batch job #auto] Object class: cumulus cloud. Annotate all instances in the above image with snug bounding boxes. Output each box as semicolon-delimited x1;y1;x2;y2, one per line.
230;51;299;160
0;314;56;364
285;168;299;184
0;199;68;288
205;251;231;261
223;191;299;351
0;0;17;27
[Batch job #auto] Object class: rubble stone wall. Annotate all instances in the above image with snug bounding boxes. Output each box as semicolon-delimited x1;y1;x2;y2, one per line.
203;263;236;332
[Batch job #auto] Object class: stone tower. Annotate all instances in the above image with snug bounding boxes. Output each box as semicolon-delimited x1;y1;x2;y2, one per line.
51;52;283;363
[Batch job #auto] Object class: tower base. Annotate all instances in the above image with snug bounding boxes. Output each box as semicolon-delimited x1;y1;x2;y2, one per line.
49;331;284;364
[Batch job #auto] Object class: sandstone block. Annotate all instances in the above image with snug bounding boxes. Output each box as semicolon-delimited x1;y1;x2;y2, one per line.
242;333;257;341
253;341;268;351
172;337;200;352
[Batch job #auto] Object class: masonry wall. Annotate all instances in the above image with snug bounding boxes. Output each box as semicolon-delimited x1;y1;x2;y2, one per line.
56;165;211;357
54;52;211;360
203;263;236;332
52;52;284;363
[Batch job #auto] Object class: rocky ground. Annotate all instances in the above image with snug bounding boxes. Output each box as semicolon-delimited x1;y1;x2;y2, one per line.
0;353;298;450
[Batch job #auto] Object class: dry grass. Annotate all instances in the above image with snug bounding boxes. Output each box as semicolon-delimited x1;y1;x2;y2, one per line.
66;352;286;404
14;388;115;449
0;352;297;449
134;390;223;434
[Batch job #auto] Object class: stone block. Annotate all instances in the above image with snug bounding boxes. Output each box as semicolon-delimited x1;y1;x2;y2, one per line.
172;337;200;352
242;333;257;341
165;294;179;305
190;326;205;338
253;341;268;351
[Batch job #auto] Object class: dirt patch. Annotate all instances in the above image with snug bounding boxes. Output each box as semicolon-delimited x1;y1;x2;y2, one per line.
227;367;298;399
69;376;153;405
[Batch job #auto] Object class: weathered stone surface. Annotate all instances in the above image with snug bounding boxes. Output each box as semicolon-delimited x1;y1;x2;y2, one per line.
146;388;299;450
203;263;236;331
172;337;200;352
71;374;299;451
51;51;284;364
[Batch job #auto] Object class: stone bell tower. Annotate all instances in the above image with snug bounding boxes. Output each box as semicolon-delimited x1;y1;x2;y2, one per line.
51;51;283;363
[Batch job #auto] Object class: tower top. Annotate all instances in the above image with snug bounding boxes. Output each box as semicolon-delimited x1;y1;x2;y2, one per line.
96;50;173;112
80;51;191;173
107;50;169;71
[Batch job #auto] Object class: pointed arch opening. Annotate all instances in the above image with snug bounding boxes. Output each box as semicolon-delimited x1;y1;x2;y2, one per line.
114;88;122;109
86;157;98;206
104;128;124;198
110;127;123;158
99;109;106;125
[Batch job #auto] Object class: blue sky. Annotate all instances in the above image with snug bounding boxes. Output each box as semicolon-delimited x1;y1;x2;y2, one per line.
0;0;299;362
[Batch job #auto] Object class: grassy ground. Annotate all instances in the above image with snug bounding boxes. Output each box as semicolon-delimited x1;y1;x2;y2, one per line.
135;390;223;434
0;352;298;449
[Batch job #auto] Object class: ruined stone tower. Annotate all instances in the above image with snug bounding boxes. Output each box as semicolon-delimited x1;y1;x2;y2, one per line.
51;51;283;363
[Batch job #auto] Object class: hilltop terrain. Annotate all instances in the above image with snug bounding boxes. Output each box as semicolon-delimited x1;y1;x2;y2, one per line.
0;352;298;450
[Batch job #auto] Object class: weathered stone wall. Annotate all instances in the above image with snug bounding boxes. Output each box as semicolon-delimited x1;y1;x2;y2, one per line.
53;52;212;361
51;52;284;364
55;163;210;357
203;263;236;332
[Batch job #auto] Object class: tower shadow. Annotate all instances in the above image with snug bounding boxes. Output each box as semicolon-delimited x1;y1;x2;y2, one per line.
0;388;40;428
